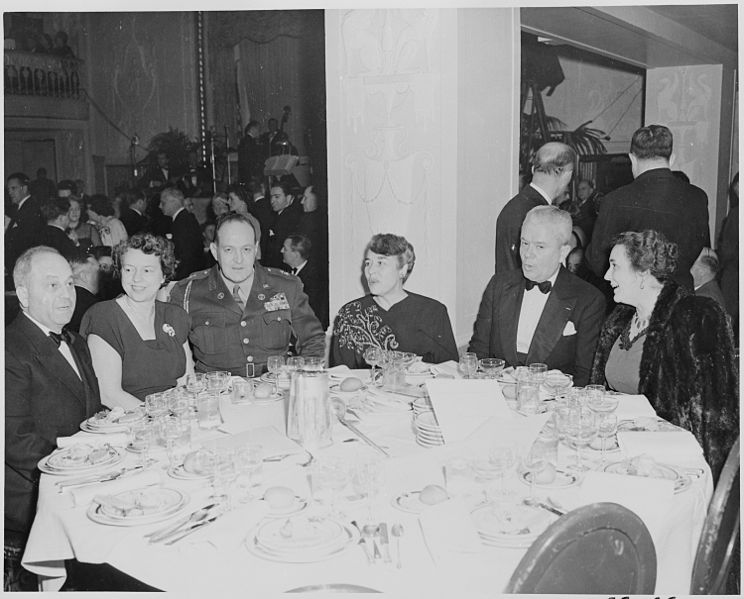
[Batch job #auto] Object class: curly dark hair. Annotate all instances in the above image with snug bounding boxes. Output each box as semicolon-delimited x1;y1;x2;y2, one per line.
612;230;678;281
113;233;177;284
88;194;115;217
366;233;416;282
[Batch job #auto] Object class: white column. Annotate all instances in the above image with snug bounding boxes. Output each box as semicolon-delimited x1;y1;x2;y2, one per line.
326;8;520;345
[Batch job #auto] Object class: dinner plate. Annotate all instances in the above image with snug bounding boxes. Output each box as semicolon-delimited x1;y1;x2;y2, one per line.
518;467;579;489
471;501;555;548
39;445;123;475
416;430;445;441
603;460;690;493
617;418;681;433
416;436;445;448
260;496;308;518
391;490;431;514
167;463;210;480
87;487;188;526
254;517;350;555
247;531;356;563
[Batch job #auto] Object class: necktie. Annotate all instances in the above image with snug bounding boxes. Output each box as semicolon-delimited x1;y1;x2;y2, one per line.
525;278;552;294
232;284;245;309
49;329;73;347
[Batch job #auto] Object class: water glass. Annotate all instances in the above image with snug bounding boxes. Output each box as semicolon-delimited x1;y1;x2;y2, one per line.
232;379;254;404
528;363;548;383
479;358;505;379
566;407;597;471
234;444;263;503
351;458;383;522
185;373;205;394
131;420;154;467
303;356;325;371
145;392;168;419
211;449;237;507
267;355;285;394
597;413;618;465
197;391;222;430
459;352;479;379
522;445;548;499
517;376;541;415
309;458;348;516
588;393;620;415
443;457;474;498
543;372;573;398
533;424;559;466
205;371;231;393
162;416;191;468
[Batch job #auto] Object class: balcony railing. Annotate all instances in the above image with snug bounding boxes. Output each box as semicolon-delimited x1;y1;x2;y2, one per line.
4;50;84;100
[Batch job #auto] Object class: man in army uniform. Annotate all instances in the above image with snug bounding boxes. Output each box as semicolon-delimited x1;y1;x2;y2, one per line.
169;213;325;376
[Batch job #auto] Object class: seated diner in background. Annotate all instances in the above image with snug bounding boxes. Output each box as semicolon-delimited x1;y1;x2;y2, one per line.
469;206;606;386
330;233;458;368
80;234;193;409
590;229;738;480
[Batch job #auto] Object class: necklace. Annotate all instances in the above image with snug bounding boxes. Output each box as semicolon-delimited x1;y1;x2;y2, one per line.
619;312;648;350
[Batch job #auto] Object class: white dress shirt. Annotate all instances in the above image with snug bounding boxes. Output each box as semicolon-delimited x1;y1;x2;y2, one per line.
24;312;81;378
516;269;560;354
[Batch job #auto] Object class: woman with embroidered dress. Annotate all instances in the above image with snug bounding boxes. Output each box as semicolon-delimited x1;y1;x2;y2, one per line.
590;229;738;480
80;234;194;409
330;233;458;368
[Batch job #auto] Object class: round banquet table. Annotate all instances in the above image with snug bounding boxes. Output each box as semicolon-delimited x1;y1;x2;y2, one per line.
22;370;713;594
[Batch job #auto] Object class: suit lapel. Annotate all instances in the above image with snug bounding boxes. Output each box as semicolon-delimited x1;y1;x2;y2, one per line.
23;322;86;404
527;268;576;364
499;277;523;366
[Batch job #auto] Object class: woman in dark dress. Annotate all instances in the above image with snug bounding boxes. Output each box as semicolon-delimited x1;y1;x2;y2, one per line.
330;233;458;368
590;230;738;481
80;234;193;408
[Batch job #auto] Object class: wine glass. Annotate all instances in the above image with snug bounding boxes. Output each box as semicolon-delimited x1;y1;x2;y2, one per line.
266;355;285;394
459;352;479;379
488;443;517;497
597;414;618;465
310;458;348;517
479;358;505;379
131;420;153;468
543;372;573;399
588;393;620;416
363;347;382;386
351;458;382;522
566;408;596;471
522;445;548;499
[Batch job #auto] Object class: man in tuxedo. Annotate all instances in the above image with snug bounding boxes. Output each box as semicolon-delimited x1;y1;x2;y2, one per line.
247;178;272;259
494;142;576;274
68;250;101;333
5;247;102;588
28;167;57;201
470;206;605;386
281;234;328;329
238;121;264;184
39;197;77;259
160;187;203;280
5;172;44;277
264;181;302;269
586;125;710;289
691;250;727;311
120;191;148;236
142;152;174;190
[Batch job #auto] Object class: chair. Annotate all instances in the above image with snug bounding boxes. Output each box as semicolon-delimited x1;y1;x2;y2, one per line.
690;436;740;594
504;502;656;594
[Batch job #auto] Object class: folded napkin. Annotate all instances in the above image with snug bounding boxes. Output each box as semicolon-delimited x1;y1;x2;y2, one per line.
426;379;514;443
58;432;130;448
418;497;483;565
430;360;461;379
176;501;270;550
580;470;674;538
617;430;703;464
70;469;162;507
613;394;657;420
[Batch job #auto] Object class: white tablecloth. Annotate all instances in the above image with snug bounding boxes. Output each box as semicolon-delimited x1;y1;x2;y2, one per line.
23;384;712;594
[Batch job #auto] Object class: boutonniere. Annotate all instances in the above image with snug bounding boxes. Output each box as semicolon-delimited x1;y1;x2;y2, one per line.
162;323;176;337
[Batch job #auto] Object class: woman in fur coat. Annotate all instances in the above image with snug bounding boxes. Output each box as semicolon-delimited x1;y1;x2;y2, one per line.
590;230;738;481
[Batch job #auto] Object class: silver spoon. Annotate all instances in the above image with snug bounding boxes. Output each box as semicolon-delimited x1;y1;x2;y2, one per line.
147;503;217;542
391;523;404;569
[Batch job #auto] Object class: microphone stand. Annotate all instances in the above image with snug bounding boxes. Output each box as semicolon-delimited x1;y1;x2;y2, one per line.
224;125;232;185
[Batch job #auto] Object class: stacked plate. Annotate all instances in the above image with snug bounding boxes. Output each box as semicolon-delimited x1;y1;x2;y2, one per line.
87;487;188;527
80;408;145;434
246;516;357;563
471;501;555;548
414;412;444;447
38;444;123;475
411;397;433;416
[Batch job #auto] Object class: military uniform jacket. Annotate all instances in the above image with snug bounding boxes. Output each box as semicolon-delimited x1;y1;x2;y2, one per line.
169;264;325;376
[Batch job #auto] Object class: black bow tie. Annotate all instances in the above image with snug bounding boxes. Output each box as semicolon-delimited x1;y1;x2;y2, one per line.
525;278;552;294
49;329;73;347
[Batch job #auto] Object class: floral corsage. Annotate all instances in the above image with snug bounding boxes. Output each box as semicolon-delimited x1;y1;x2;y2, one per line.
162;323;176;337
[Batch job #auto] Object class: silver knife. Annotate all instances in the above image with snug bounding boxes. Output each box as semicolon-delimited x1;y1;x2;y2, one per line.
163;515;220;545
378;523;392;563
